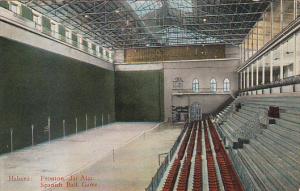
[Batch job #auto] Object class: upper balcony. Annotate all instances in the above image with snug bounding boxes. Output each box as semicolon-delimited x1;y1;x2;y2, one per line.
172;88;231;96
0;1;113;63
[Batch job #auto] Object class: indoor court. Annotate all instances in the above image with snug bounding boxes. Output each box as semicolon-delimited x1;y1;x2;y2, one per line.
1;0;300;191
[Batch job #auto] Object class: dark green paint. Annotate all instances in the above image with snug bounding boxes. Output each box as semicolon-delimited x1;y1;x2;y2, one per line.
115;71;164;122
0;37;115;155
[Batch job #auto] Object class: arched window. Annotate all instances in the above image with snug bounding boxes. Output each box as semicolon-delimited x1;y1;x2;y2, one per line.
224;78;230;92
210;78;217;93
192;79;199;92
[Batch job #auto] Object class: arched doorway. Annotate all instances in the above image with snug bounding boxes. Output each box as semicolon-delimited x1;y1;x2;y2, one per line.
190;102;202;121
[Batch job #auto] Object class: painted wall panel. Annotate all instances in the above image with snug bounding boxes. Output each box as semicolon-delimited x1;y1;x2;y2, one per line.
115;71;164;121
0;37;115;154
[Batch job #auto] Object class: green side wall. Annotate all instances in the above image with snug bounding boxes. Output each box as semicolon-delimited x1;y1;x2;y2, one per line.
0;37;115;154
115;71;164;122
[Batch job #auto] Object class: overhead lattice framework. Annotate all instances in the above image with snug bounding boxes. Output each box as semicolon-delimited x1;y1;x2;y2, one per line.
20;0;271;48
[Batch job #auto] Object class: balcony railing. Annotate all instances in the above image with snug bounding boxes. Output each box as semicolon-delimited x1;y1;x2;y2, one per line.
241;75;300;92
172;88;231;95
0;7;113;63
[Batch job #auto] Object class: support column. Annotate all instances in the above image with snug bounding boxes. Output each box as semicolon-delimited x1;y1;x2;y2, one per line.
240;72;243;90
296;33;300;75
31;125;34;146
256;62;259;85
63;120;65;138
280;0;283;30
280;43;284;79
10;128;13;152
251;64;254;87
294;0;297;20
171;95;173;123
85;114;88;131
188;95;191;123
48;117;51;143
262;58;265;84
270;51;274;82
293;33;298;75
243;70;246;89
271;2;274;39
247;67;250;88
75;117;78;134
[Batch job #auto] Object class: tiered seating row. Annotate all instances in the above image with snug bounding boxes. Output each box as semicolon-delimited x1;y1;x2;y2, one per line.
204;121;219;191
162;159;181;191
193;121;202;191
208;119;244;191
177;125;193;160
177;122;197;191
215;95;300;190
176;157;191;191
163;122;193;191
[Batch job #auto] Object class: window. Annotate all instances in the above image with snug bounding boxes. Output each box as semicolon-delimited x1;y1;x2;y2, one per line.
223;78;230;92
192;79;199;92
210;78;217;93
173;77;183;89
10;3;18;13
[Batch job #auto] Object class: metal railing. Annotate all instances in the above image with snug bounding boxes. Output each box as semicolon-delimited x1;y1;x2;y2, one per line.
228;148;258;191
172;88;231;95
241;75;300;93
0;112;114;155
145;155;169;191
145;123;188;191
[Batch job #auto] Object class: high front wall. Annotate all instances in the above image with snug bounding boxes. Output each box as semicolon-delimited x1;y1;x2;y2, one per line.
0;37;115;154
115;70;164;122
116;45;240;122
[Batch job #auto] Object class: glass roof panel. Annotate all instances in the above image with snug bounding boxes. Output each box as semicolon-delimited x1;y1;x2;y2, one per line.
168;0;193;13
127;0;163;17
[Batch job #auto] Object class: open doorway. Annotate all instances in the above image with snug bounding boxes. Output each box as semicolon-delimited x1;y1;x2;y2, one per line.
190;102;202;121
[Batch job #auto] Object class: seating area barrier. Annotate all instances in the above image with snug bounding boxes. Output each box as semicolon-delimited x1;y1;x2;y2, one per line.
145;123;189;191
0;113;113;155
